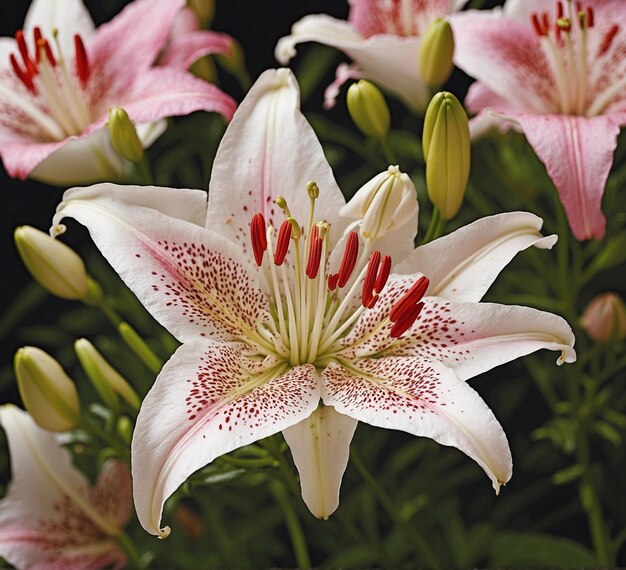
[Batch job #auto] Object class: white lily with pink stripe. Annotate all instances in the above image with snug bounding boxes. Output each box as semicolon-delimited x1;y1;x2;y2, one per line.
0;0;236;184
53;69;575;537
275;0;469;110
0;405;132;569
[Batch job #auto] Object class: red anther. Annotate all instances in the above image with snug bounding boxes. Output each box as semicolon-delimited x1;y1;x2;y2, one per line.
542;12;550;34
327;273;339;291
389;276;429;323
374;255;392;294
33;27;42;62
599;24;619;56
556;1;564;19
575;1;582;13
555;22;562;41
337;231;359;288
390;301;424;339
9;53;35;92
37;39;56;67
366;294;379;309
15;30;33;70
74;34;90;84
250;213;267;267
586;6;594;27
361;251;381;307
531;13;545;36
305;226;323;279
274;220;291;266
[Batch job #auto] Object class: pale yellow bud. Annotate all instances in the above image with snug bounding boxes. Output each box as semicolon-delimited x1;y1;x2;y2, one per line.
581;293;626;342
420;18;455;88
423;91;470;220
75;339;141;411
340;165;418;240
15;347;80;432
346;80;390;140
15;226;90;301
108;106;144;164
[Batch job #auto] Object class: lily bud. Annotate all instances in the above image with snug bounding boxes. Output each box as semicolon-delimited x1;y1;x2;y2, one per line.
346;80;390;140
15;226;90;301
108;106;144;164
340;165;418;240
188;0;215;27
419;18;455;88
75;339;141;412
14;347;80;432
423;91;470;220
581;293;626;342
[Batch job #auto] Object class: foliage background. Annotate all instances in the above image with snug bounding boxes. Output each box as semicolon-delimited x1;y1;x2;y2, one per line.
0;0;625;568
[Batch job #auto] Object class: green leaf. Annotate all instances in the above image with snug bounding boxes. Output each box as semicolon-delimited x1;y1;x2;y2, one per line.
489;532;597;567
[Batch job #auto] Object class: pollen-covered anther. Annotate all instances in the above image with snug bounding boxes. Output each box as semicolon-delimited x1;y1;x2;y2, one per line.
305;225;323;279
274;220;292;266
327;273;339;291
361;250;381;308
337;231;359;288
74;34;90;84
390;301;425;339
249;212;268;266
389;276;430;323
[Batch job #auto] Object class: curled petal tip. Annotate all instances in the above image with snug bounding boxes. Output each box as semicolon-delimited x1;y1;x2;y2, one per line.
158;526;171;540
51;223;67;237
557;347;577;366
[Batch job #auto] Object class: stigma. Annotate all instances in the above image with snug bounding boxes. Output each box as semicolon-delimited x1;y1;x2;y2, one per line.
248;185;428;367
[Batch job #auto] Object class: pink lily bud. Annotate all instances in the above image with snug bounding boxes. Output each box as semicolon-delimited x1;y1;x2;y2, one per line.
581;293;626;342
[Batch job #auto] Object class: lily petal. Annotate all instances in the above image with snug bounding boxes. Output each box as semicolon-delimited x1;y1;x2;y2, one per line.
276;15;429;111
396;212;556;302
206;68;346;247
451;11;557;114
53;184;269;343
108;67;236;125
0;405;125;569
507;113;621;240
90;461;133;530
24;0;95;54
283;405;358;519
161;30;234;70
88;0;185;96
344;285;575;375
322;358;512;493
132;338;320;536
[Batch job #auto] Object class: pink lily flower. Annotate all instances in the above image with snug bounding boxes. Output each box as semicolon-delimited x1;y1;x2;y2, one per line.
275;0;469;110
0;405;132;569
451;0;626;240
52;69;575;536
0;0;236;185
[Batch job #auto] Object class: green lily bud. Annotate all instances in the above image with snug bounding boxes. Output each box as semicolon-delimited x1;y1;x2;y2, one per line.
423;91;470;220
419;18;455;88
15;226;90;301
75;339;141;412
346;80;390;140
108;106;144;164
581;293;626;343
15;347;80;432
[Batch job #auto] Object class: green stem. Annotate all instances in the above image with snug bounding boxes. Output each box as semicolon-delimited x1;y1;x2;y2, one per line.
135;157;154;185
217;455;279;469
116;531;146;569
270;480;311;569
350;450;441;569
118;322;163;375
422;207;442;245
380;136;397;164
576;426;612;566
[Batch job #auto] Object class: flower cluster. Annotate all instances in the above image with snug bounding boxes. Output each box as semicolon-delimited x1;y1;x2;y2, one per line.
1;0;624;568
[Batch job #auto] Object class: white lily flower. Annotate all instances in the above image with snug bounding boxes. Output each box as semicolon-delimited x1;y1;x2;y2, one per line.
53;68;575;537
0;405;132;569
275;0;469;110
